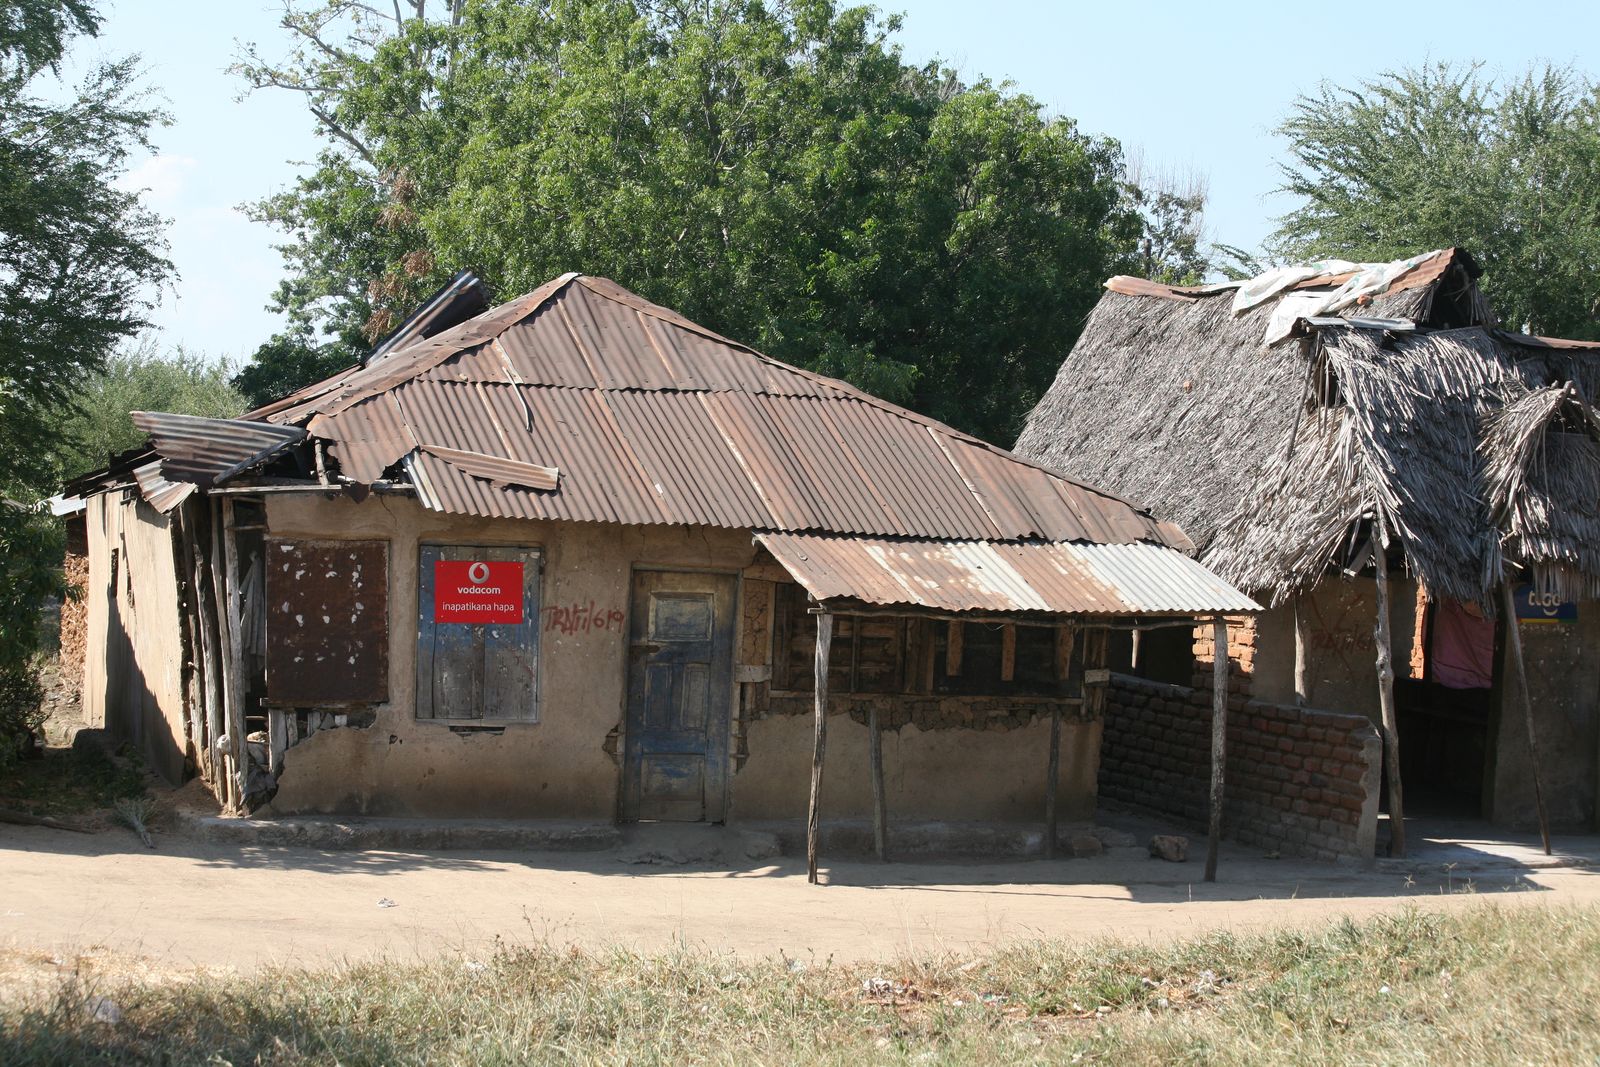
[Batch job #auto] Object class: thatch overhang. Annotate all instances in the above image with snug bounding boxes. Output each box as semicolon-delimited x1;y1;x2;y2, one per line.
1015;248;1600;608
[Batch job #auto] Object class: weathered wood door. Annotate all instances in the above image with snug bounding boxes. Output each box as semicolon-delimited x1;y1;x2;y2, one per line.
621;570;736;822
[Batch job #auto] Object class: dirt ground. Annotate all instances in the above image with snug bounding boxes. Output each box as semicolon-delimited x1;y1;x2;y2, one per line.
4;820;1600;980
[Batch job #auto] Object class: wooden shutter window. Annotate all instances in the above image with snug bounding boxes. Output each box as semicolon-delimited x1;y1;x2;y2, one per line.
416;544;541;721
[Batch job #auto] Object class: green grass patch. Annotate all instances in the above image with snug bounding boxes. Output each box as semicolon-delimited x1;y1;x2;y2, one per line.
2;904;1597;1065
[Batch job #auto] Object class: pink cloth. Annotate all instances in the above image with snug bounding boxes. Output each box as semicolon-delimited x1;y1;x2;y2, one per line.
1430;599;1495;689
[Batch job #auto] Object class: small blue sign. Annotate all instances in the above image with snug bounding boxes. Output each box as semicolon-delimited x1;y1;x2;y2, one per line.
1514;584;1577;624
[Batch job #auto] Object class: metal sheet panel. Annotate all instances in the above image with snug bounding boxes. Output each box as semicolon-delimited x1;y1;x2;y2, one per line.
130;411;305;488
756;533;1258;617
131;460;196;514
227;271;1195;556
265;539;389;704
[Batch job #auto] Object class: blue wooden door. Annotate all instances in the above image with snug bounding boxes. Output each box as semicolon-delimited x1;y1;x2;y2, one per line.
621;570;736;822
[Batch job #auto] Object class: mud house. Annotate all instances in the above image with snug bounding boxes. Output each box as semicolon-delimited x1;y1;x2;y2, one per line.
1015;248;1600;855
69;273;1257;866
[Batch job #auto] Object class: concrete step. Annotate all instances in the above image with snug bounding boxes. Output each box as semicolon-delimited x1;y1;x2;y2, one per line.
175;813;621;852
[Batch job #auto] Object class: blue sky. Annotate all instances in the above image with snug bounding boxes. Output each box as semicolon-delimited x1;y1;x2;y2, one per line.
58;0;1600;360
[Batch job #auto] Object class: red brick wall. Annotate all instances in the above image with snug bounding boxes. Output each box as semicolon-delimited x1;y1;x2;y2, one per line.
1101;673;1382;862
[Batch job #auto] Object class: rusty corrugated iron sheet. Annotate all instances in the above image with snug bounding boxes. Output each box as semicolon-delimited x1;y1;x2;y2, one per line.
130;411;305;489
264;539;389;703
366;270;490;366
755;533;1259;617
131;460;196;514
418;444;558;491
248;274;1183;548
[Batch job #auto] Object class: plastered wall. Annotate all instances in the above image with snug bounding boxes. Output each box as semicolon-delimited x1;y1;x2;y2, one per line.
261;494;758;819
260;493;1106;824
1492;610;1600;830
83;491;188;783
1250;575;1422;720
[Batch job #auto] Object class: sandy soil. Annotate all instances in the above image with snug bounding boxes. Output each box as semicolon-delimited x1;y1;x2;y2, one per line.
4;822;1600;980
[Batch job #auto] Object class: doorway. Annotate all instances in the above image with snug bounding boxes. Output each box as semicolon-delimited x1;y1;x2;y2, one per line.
620;570;736;822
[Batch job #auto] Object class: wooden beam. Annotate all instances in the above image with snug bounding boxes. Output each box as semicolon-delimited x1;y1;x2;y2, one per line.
869;702;887;862
1000;624;1017;682
1204;616;1229;882
1046;627;1075;860
1373;547;1407;858
945;620;963;676
1293;593;1310;707
219;498;249;813
1500;582;1553;855
208;499;239;812
807;612;833;885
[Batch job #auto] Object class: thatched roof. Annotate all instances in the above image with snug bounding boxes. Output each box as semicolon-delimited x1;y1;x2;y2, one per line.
1015;248;1600;606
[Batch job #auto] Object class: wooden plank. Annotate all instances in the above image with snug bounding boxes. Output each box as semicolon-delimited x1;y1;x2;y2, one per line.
1055;625;1074;682
869;702;887;862
1373;550;1407;858
1204;615;1229;882
807;612;833;885
1501;582;1552;855
1046;626;1075;859
944;621;963;677
1000;624;1016;682
1293;593;1310;706
218;498;248;812
267;708;288;774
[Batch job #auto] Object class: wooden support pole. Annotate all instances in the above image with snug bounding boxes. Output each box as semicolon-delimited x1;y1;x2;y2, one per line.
1046;626;1075;860
945;621;963;677
1204;616;1229;882
1293;593;1310;707
1373;547;1407;858
1000;624;1016;682
1500;583;1553;855
869;702;887;862
218;498;249;813
807;611;833;885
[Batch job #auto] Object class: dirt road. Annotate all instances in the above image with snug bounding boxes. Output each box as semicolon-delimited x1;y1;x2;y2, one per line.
5;822;1600;973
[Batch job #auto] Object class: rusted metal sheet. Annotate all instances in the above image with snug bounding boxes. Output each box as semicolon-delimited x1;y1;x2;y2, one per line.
231;272;1191;554
1103;275;1201;302
755;533;1258;617
418;444;558;491
131;460;196;514
264;539;389;704
130;411;305;488
366;270;490;366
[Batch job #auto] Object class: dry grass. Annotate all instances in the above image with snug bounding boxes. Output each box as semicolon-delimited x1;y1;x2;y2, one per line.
3;904;1597;1065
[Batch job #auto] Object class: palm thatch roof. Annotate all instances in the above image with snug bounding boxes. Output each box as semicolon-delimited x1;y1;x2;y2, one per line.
1014;248;1600;606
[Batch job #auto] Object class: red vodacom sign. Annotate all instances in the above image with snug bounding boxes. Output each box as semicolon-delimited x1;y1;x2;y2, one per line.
433;560;524;624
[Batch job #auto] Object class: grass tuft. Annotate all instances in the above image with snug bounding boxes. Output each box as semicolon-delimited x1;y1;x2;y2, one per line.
2;904;1597;1065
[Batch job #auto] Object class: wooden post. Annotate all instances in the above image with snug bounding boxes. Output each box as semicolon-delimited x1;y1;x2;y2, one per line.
217;498;249;813
1373;545;1407;858
807;611;833;885
945;620;963;676
1000;624;1016;682
869;702;887;862
1500;583;1552;855
1204;616;1229;882
1046;626;1076;860
1293;593;1310;707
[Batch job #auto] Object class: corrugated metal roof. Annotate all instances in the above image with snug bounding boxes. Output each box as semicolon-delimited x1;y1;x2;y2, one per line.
131;461;196;514
755;533;1258;617
250;275;1182;548
130;411;305;489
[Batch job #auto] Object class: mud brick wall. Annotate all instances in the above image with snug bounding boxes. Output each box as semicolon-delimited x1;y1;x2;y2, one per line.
1101;673;1382;861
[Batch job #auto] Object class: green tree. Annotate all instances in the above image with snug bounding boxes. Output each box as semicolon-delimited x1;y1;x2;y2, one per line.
0;0;169;758
234;0;1149;442
1273;63;1600;337
55;340;246;480
0;0;171;494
